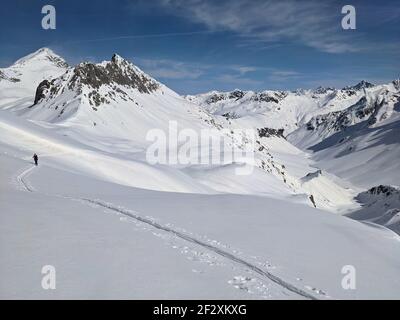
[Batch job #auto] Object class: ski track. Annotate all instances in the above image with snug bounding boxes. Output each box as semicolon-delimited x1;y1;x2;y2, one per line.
16;165;35;192
17;164;319;300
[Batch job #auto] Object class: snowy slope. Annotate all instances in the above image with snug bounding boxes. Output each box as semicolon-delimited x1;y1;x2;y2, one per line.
1;50;355;213
186;84;368;134
190;81;400;227
288;80;400;188
349;186;400;234
1;49;400;299
1;130;400;299
0;48;68;110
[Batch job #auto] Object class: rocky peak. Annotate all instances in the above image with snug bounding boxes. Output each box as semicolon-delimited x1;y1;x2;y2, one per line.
111;53;125;65
228;90;245;100
313;86;336;95
32;54;162;108
343;80;374;91
367;185;399;197
392;79;400;91
68;54;160;94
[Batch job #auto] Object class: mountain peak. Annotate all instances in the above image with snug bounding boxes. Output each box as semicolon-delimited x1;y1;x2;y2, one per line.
36;47;55;55
111;53;125;65
67;55;160;94
32;53;162;109
314;86;336;94
392;79;400;90
13;47;68;68
343;80;374;91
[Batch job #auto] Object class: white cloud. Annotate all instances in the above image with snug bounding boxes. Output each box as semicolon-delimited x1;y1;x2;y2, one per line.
231;66;257;75
215;74;262;87
136;57;264;81
268;70;301;82
136;58;204;79
159;0;358;53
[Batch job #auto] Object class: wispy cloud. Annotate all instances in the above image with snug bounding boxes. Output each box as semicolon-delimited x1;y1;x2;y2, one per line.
134;55;306;90
135;57;264;81
268;70;302;82
158;0;359;53
230;66;258;75
136;58;205;79
215;74;263;87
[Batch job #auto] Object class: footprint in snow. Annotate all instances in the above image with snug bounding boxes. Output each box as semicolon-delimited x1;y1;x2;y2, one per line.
304;285;327;296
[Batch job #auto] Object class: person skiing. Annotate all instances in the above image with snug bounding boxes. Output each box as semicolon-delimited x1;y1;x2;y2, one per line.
33;153;38;166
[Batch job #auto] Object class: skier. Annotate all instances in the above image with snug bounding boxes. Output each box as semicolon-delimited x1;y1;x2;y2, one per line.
33;153;39;166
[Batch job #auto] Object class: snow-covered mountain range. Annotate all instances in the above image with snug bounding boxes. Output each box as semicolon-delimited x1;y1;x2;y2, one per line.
187;81;400;232
1;48;399;299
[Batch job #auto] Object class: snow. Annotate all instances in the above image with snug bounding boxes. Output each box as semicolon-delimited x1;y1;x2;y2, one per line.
0;48;68;110
349;186;400;234
1;49;400;299
189;81;399;217
2;142;400;299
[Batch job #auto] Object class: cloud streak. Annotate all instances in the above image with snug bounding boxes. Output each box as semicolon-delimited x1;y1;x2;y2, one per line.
136;58;205;79
159;0;359;53
135;56;303;90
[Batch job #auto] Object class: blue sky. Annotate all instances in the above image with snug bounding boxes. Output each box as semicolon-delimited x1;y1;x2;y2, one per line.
1;0;399;94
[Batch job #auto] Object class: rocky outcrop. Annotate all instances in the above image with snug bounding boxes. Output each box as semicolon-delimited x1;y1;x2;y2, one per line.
33;79;51;105
68;55;160;94
258;127;285;138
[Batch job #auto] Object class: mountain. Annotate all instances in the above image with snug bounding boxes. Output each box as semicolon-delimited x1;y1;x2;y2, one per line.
26;53;163;122
185;84;367;134
0;49;354;211
0;48;68;110
189;80;400;228
349;185;400;234
342;80;375;91
288;81;400;188
1;49;400;299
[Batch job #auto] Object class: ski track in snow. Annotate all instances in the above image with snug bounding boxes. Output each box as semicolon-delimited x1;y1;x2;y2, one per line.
15;165;36;192
16;164;320;300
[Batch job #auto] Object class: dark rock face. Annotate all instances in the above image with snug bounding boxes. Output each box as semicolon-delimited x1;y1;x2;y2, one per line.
33;79;51;105
393;79;400;91
228;90;245;100
314;86;335;95
258;127;285;138
30;54;162;112
46;54;69;69
305;96;384;133
206;93;226;104
204;90;288;105
251;91;287;103
367;185;398;197
306;170;322;178
68;55;160;94
252;93;279;103
343;80;374;91
351;185;400;235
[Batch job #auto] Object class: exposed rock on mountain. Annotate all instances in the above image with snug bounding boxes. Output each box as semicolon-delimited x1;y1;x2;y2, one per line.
0;48;68;109
349;185;400;234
